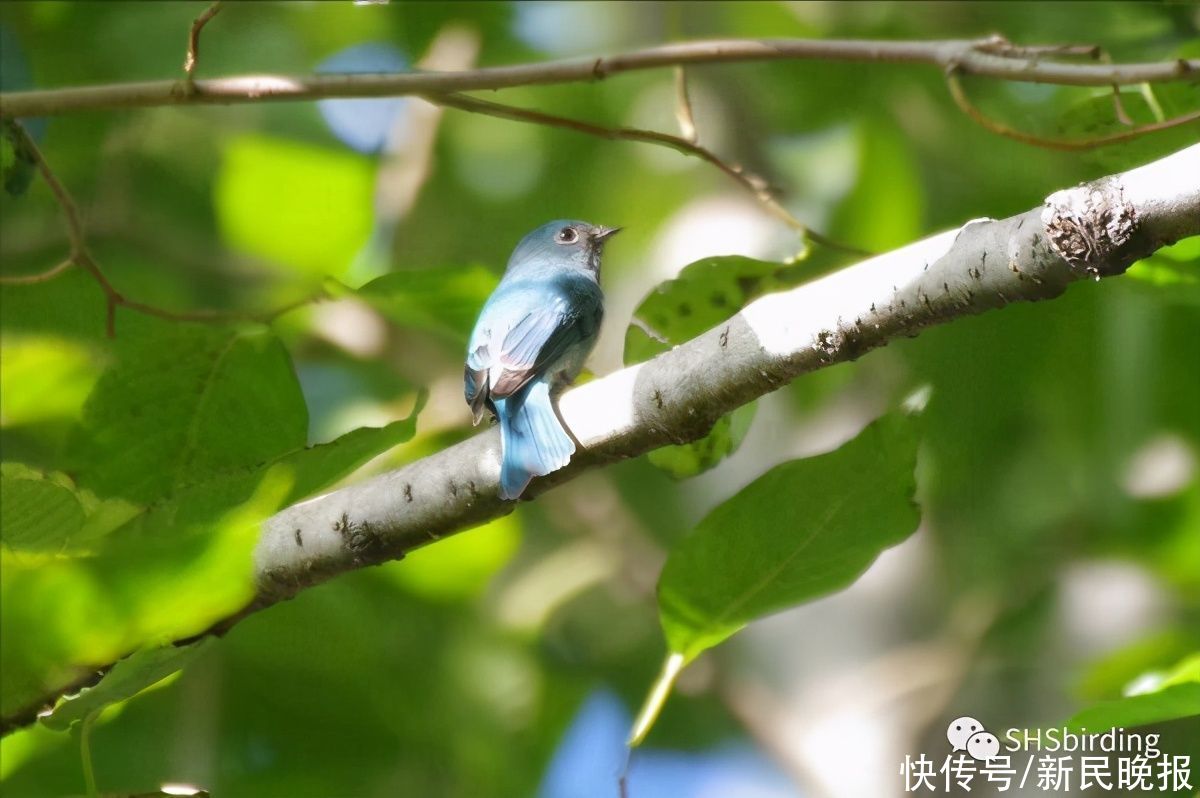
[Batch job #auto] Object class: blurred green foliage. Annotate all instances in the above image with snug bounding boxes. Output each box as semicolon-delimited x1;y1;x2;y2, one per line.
0;2;1197;796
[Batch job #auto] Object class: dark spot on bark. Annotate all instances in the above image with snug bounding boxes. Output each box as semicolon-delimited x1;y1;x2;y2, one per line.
448;481;458;497
342;518;387;562
719;326;729;348
335;512;382;562
404;483;413;502
653;389;664;409
814;329;838;360
294;529;303;548
943;282;950;293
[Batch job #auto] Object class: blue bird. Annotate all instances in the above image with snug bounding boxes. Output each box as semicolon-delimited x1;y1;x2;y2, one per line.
466;220;619;500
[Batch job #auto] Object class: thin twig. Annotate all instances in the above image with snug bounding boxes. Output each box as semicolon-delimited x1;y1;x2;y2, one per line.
428;92;870;255
674;66;698;144
1;120;325;335
945;68;1200;152
0;258;73;285
183;1;223;79
3;36;1198;118
3;120;85;253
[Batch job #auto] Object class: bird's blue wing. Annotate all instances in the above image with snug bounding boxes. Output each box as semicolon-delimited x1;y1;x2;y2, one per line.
465;278;601;421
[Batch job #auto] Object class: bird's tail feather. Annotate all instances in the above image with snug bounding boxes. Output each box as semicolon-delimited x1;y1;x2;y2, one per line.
496;380;575;500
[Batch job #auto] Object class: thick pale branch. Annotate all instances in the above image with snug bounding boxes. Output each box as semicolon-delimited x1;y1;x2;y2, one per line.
255;144;1200;601
2;36;1197;118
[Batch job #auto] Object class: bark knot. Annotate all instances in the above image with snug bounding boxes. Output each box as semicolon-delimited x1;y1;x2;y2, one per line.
1042;178;1137;279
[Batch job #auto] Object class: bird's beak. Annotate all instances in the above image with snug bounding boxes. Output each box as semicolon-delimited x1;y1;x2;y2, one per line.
591;225;622;242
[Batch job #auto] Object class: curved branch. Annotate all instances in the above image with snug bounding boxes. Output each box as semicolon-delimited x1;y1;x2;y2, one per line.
428;92;867;255
2;36;1197;118
945;69;1200;152
5;144;1197;738
183;1;223;79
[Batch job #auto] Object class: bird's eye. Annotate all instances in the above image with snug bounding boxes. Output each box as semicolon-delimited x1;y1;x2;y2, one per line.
555;227;579;244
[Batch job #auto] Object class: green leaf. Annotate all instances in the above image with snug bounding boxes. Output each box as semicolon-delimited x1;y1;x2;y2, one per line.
832;122;923;252
1;317;424;723
1066;684;1200;733
353;265;499;346
658;409;922;661
0;336;101;426
384;511;519;602
1077;632;1199;702
0;268;109;341
39;638;217;732
625;255;809;364
1059;83;1200;174
646;403;756;478
117;389;427;539
279;390;427;505
1068;652;1200;732
0;465;85;551
66;321;308;506
1126;236;1200;305
215;134;375;278
625;255;810;477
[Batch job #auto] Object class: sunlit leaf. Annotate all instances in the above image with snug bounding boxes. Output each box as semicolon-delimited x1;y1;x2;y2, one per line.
385;512;519;601
215;134;375;277
1067;683;1200;733
0;336;101;426
39;638;217;732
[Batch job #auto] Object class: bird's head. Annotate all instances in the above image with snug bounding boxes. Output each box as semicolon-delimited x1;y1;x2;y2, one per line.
506;219;621;280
